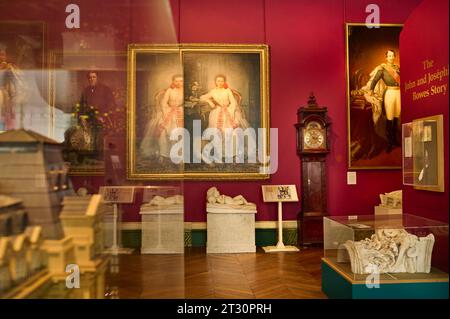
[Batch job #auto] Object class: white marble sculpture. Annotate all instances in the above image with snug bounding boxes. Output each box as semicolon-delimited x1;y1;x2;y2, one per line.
143;195;184;207
140;194;183;254
206;187;256;211
379;190;402;209
340;228;435;274
206;187;257;253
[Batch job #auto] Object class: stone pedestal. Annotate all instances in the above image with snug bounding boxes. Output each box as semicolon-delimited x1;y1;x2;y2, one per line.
206;205;257;254
140;204;184;254
374;206;402;215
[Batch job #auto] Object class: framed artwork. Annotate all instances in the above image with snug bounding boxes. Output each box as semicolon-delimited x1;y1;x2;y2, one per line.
346;23;403;169
0;21;48;134
412;114;444;192
127;44;270;180
49;51;127;175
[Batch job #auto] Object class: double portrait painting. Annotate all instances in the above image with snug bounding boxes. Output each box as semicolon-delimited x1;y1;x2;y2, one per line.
127;44;270;180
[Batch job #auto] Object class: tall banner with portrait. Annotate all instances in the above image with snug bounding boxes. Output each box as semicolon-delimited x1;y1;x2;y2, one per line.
346;24;403;169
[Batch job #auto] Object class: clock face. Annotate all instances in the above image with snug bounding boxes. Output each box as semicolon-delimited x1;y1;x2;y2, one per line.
303;121;326;150
304;129;324;149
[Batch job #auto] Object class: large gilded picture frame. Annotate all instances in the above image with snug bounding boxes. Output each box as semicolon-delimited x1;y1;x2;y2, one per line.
346;23;403;169
48;51;127;176
127;44;270;180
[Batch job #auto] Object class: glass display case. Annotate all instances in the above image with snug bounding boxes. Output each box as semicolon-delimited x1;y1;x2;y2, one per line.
324;214;449;283
0;1;188;299
402;114;444;192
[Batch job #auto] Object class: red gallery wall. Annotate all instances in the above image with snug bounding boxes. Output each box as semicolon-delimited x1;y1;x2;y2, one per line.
179;0;422;222
400;0;448;271
400;0;449;223
0;0;422;223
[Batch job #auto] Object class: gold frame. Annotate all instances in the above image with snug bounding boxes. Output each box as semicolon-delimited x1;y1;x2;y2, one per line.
127;43;270;180
413;114;445;192
345;23;403;170
48;51;127;176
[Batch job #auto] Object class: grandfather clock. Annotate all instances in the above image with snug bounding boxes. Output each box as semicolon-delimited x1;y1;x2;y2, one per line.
295;93;331;246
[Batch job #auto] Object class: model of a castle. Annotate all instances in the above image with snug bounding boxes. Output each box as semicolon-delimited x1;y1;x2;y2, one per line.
0;195;47;296
60;194;108;270
0;129;109;298
0;129;74;239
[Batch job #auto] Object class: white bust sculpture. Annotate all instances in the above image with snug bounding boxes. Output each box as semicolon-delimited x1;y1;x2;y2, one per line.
206;187;256;211
339;228;434;274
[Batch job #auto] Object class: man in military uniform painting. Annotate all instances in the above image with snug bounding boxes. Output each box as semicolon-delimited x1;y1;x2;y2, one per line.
368;49;401;153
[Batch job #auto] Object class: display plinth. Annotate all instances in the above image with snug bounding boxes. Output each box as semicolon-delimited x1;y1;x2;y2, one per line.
206;205;256;254
322;258;449;299
140;204;184;254
374;205;402;215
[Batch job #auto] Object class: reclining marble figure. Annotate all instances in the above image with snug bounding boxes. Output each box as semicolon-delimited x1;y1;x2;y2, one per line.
143;194;184;207
339;228;435;274
206;187;256;211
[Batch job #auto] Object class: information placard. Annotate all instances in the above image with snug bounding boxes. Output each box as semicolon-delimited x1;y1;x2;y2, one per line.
99;186;136;203
261;185;298;203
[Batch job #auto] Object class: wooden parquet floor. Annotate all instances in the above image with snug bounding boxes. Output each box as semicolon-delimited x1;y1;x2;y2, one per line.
105;247;326;299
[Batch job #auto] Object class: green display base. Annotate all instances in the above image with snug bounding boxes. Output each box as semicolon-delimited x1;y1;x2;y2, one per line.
322;258;449;299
